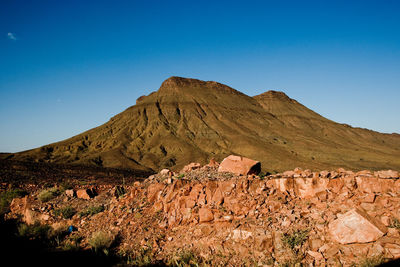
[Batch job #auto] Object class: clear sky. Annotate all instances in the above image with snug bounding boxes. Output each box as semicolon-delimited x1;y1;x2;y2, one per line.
1;0;399;152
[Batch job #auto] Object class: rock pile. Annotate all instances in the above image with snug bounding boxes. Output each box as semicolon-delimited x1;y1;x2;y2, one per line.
4;156;400;266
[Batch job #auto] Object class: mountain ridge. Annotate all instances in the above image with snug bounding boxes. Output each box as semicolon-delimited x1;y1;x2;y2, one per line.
3;76;400;173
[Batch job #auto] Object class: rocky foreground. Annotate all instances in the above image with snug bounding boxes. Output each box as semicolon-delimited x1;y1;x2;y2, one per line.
3;157;400;266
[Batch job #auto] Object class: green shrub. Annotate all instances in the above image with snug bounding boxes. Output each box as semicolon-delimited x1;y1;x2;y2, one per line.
0;188;28;215
79;205;104;217
17;222;52;240
88;231;114;254
38;187;60;202
281;229;309;253
53;205;76;219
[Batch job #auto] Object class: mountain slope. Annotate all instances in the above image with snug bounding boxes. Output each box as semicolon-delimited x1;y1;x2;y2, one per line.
5;77;400;172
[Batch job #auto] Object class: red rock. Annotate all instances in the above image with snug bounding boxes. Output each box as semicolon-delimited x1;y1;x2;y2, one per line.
267;178;294;193
218;155;261;176
362;194;375;203
207;158;219;168
282;170;295;178
356;177;395;194
181;162;201;173
76;188;96;200
356;170;373;177
294;177;329;198
328;208;387;244
319;170;330;178
65;189;75;198
374;170;399;179
211;188;224;206
10;196;29;215
307;250;324;260
147;183;165;202
153;201;163;212
159;168;170;175
199;208;214;223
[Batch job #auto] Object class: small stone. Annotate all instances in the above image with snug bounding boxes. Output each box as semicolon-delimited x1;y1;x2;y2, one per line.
198;208;214;223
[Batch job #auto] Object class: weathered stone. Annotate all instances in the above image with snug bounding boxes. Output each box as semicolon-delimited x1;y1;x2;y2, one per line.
294;177;329;198
159;168;172;176
218;155;261;176
374;170;399;179
356;170;373;177
65;189;75;198
199;208;214;223
10;196;29;215
231;229;252;241
362;194;376;203
181;162;201;173
211;188;224;206
282;170;295;178
76;189;95;200
356;177;395;194
147;183;165;203
307;250;324;260
207;158;219;168
329;208;387;244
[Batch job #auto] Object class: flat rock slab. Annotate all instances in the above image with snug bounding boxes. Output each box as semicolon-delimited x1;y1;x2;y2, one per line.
329;208;387;244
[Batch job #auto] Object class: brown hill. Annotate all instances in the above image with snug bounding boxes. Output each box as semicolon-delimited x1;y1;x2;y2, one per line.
4;76;400;172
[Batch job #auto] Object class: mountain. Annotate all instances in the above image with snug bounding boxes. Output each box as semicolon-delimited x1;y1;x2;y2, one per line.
4;76;400;172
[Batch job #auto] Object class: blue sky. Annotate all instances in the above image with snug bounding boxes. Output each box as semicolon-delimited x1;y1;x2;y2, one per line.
1;0;400;152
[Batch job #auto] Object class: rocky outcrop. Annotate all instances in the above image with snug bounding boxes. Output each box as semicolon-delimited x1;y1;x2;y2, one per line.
5;166;400;266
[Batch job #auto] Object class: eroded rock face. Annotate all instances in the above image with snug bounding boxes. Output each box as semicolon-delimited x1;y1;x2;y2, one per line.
218;155;261;176
329;208;387;244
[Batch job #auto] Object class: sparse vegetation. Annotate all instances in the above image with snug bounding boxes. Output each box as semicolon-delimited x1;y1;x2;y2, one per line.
53;205;76;219
38;186;60;202
128;247;155;266
0;188;27;215
351;255;385;267
88;231;115;254
177;174;185;179
390;218;400;230
281;229;309;253
17;222;52;240
169;249;204;267
79;205;104;217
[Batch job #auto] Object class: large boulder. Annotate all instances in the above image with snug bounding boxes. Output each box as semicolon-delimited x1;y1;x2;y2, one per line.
218;155;261;176
329;208;387;244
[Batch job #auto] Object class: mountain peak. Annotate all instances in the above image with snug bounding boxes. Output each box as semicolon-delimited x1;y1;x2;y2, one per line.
158;76;246;97
254;90;291;101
